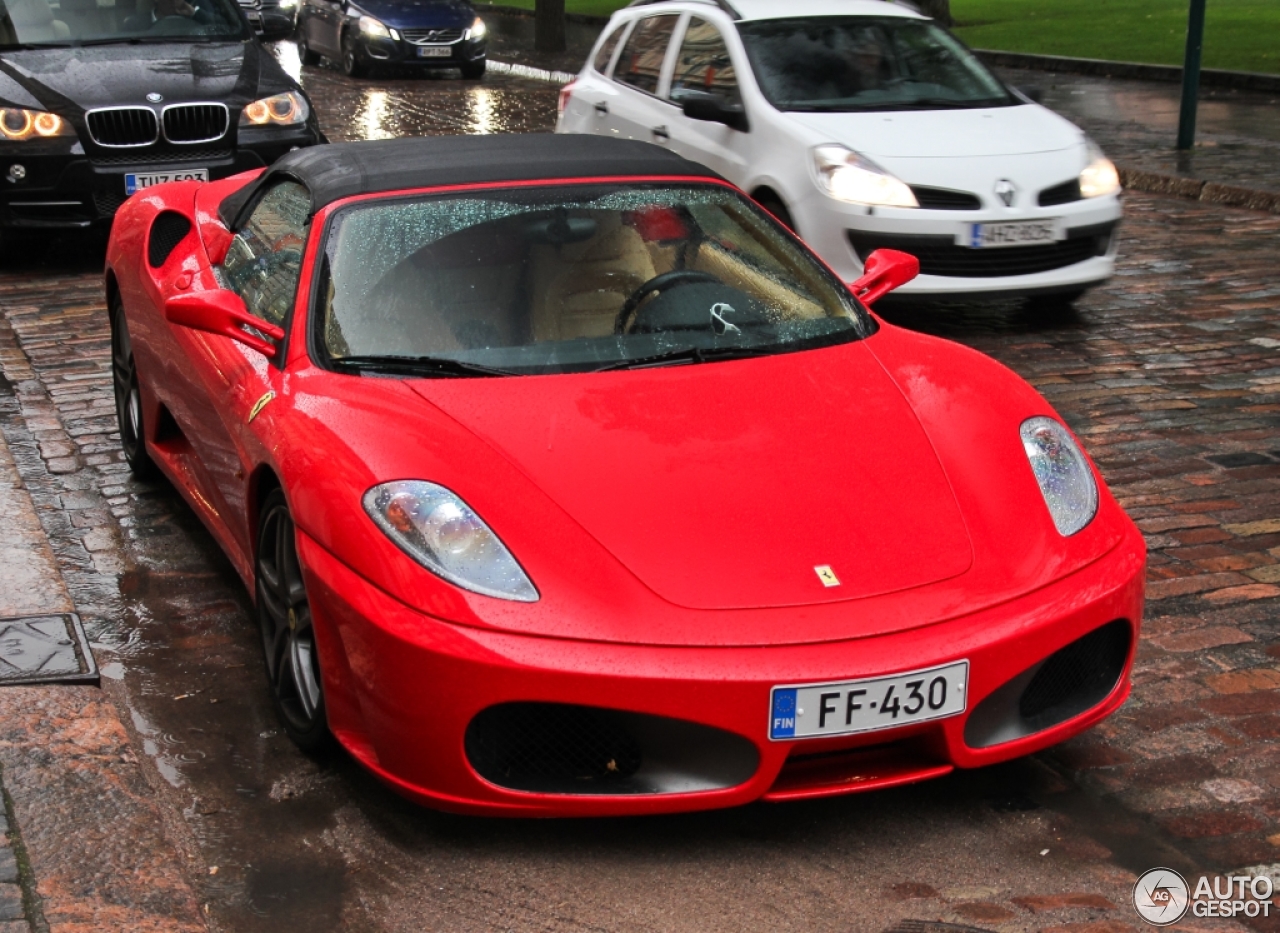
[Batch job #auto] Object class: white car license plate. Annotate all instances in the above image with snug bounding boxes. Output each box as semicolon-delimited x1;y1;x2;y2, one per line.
769;660;968;740
966;220;1060;249
417;45;452;58
125;169;209;196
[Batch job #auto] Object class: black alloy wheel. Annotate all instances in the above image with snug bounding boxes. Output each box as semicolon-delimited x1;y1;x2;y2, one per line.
341;32;368;77
256;488;331;751
297;30;320;65
110;300;158;480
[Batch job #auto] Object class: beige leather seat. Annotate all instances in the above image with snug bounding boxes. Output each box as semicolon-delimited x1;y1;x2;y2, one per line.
7;0;70;40
529;214;658;342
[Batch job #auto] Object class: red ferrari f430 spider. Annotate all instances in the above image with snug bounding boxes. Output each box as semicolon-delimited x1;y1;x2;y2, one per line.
104;134;1145;816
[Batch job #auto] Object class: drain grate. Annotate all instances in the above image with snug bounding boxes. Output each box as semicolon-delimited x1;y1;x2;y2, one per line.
0;614;98;686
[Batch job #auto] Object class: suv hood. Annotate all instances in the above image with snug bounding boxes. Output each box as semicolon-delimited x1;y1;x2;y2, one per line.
788;103;1084;159
353;0;474;29
411;342;974;611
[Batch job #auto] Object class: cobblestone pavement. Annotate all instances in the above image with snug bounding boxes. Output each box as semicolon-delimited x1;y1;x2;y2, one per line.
0;56;1279;933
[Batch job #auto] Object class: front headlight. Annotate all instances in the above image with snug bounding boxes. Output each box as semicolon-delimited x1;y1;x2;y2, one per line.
363;481;538;602
239;91;310;127
811;144;918;208
466;15;486;39
1079;139;1120;198
277;0;298;9
358;14;390;38
1020;416;1098;536
0;108;76;141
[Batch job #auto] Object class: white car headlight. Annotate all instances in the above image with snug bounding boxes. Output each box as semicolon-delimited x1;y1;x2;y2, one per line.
1079;139;1120;198
364;481;538;602
811;144;918;208
358;14;391;38
466;15;486;39
239;91;309;127
0;108;76;141
1020;416;1098;536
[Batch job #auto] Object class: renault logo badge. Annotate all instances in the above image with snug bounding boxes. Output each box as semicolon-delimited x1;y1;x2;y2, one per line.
995;179;1017;207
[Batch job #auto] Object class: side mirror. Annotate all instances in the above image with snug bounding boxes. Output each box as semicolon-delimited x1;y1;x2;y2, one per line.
164;289;284;358
849;249;919;307
678;90;749;133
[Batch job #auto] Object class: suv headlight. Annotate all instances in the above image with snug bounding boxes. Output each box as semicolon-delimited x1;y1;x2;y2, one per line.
1079;139;1120;198
0;108;76;141
358;14;391;38
1020;416;1098;536
363;481;538;602
465;15;486;39
239;91;310;127
811;144;918;208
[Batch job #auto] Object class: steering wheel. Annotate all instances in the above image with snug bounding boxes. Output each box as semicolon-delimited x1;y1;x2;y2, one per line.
614;270;720;335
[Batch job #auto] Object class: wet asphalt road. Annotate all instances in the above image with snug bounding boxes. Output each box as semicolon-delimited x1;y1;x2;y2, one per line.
2;44;1280;933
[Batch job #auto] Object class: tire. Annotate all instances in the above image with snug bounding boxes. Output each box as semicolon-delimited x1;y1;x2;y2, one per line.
297;31;320;66
341;33;368;78
754;192;795;232
110;299;159;480
256;488;332;751
459;58;486;80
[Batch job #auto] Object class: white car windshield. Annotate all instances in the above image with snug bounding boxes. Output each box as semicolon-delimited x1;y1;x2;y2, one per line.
738;16;1014;112
317;183;873;377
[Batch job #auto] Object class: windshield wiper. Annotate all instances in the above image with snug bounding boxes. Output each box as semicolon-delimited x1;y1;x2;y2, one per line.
591;344;774;372
333;354;520;377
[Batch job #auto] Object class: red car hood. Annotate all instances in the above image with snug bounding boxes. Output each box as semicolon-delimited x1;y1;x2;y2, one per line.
409;342;973;611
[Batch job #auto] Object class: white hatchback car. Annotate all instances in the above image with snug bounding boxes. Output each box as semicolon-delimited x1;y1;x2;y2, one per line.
557;0;1123;302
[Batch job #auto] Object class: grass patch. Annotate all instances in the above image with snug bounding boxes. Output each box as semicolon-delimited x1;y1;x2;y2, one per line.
477;0;1279;74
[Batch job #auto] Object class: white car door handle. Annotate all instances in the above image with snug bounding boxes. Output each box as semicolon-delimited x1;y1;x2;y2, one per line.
593;101;609;115
651;125;669;140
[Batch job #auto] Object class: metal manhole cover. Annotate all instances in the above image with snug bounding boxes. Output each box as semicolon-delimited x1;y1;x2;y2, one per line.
0;614;98;685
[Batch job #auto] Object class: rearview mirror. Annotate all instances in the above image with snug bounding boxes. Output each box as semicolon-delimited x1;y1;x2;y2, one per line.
678;91;749;133
849;249;919;307
164;289;284;358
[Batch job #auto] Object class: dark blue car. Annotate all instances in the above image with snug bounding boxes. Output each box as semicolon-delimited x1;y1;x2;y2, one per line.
295;0;486;78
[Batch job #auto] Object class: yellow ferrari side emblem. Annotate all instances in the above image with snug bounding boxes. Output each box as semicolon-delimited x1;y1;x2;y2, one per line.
814;565;840;587
248;391;276;423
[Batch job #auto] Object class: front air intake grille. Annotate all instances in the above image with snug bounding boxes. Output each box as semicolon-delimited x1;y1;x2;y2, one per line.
93;189;129;216
86;107;159;148
401;27;463;44
847;223;1115;278
148;212;193;268
1019;619;1131;724
910;186;982;210
162;104;229;144
466;703;642;791
91;148;233;167
1038;178;1083;207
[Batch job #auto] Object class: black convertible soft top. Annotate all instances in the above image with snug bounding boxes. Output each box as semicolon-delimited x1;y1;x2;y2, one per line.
218;134;725;229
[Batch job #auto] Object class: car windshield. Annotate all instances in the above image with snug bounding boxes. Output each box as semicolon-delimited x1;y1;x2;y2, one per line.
317;183;873;377
737;16;1014;112
0;0;249;48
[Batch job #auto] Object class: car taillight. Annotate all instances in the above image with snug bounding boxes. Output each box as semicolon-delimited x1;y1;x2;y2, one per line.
557;80;577;117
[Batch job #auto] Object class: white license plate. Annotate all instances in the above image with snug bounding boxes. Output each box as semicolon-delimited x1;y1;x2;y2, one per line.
769;660;968;740
966;220;1060;249
416;45;452;57
125;169;209;196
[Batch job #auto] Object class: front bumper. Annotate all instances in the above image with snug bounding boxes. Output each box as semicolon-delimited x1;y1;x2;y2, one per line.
356;34;485;68
297;522;1146;817
0;125;320;230
797;188;1123;298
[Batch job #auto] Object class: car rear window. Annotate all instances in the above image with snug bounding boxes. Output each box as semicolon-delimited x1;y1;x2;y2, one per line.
315;183;873;377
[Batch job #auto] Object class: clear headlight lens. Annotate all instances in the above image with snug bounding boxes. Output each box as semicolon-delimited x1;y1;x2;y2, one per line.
1020;416;1098;536
0;108;76;141
239;91;310;127
363;481;538;602
277;0;298;9
466;15;486;39
1079;140;1120;198
811;144;918;208
358;14;391;38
